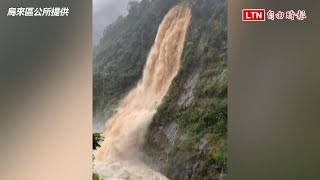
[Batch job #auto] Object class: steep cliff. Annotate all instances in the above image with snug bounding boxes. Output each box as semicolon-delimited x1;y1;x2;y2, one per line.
143;0;227;179
93;0;180;132
94;0;227;179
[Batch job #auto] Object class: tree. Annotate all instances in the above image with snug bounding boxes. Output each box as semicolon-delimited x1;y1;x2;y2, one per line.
127;0;140;15
93;133;103;150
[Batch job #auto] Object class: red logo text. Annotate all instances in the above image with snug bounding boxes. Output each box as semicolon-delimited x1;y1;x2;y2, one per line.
242;9;265;21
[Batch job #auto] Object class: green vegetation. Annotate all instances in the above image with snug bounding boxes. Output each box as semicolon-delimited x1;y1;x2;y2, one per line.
94;0;227;179
94;0;180;113
93;133;103;150
124;176;132;180
144;0;227;179
214;138;227;169
93;173;100;180
93;133;103;179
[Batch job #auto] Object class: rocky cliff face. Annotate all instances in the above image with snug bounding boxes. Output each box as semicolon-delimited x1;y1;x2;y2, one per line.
94;0;227;179
143;0;227;179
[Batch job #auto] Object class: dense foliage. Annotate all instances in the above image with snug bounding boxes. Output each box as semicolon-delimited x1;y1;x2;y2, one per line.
93;0;227;179
144;0;227;179
94;0;180;113
92;133;102;180
93;173;100;180
93;133;103;150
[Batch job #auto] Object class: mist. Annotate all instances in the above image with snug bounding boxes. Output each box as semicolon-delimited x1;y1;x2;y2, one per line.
93;0;141;46
94;5;191;179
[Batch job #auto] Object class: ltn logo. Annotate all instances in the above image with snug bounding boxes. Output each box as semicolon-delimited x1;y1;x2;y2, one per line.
242;9;265;21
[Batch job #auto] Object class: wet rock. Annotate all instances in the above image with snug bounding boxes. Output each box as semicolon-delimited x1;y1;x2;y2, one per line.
198;134;208;152
178;73;199;108
162;122;178;144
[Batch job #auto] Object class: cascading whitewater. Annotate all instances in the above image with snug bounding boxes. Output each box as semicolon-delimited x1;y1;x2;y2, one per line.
94;4;191;179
